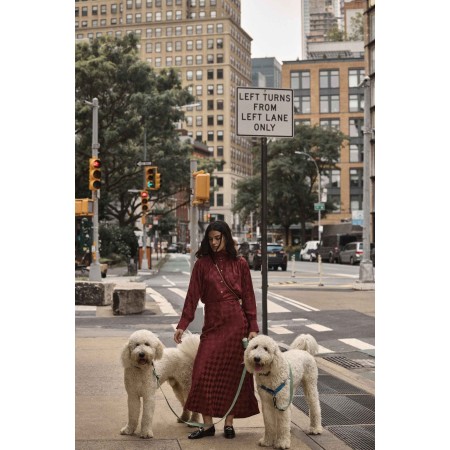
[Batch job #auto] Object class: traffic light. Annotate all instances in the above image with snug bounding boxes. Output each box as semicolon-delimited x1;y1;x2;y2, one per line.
145;166;157;190
155;171;161;190
193;172;210;204
140;190;149;212
89;158;101;191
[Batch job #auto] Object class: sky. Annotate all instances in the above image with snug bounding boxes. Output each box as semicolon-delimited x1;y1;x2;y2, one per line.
241;0;302;62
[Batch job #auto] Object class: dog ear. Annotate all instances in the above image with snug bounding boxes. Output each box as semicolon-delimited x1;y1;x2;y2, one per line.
154;339;164;360
121;342;132;368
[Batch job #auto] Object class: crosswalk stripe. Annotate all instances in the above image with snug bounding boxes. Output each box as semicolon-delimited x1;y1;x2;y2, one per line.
268;291;320;312
269;326;293;334
306;323;333;332
168;287;204;310
146;287;178;316
317;345;334;354
268;299;290;313
339;338;375;350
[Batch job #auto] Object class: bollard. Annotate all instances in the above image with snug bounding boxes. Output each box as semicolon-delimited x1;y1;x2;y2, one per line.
291;255;296;277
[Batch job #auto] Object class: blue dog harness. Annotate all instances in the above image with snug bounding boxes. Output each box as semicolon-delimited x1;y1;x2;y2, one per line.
258;364;294;411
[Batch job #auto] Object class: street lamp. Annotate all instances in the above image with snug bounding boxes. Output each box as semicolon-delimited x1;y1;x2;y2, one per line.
295;151;323;286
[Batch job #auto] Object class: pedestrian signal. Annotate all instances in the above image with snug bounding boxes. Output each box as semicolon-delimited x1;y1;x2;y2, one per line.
89;158;101;191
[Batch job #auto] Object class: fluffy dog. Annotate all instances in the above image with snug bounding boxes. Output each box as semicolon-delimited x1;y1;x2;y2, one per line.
153;332;201;424
244;333;322;449
120;329;164;439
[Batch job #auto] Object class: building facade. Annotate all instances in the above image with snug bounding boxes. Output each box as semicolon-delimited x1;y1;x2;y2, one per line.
251;57;282;88
75;0;253;233
282;56;366;225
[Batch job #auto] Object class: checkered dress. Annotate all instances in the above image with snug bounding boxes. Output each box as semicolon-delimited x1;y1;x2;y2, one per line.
177;252;260;418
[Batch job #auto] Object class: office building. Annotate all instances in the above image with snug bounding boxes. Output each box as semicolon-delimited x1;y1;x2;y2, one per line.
75;0;253;234
251;57;282;88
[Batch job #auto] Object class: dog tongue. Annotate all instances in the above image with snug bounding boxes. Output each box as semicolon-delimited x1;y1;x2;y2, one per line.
254;363;263;372
139;359;147;365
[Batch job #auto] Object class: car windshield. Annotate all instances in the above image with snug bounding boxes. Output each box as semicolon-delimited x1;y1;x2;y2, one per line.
267;245;283;252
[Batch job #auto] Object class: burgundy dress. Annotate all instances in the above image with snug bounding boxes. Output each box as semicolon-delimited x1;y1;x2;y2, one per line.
177;251;260;418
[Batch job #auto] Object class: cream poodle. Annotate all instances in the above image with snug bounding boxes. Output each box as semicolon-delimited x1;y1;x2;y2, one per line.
153;332;201;424
244;333;322;449
120;329;164;439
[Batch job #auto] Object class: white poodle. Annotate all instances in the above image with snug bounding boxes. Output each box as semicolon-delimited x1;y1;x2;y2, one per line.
244;333;322;449
120;329;164;439
153;332;201;425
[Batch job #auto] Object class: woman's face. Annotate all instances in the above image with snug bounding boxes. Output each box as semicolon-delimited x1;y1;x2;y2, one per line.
208;230;226;252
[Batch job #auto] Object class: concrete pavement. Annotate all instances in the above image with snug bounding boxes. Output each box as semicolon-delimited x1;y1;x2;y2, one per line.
76;253;374;450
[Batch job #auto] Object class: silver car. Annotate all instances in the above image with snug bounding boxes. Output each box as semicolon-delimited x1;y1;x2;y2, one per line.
339;242;364;265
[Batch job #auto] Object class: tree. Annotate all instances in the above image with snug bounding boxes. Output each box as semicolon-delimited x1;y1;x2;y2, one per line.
326;26;345;42
75;34;195;226
233;124;347;244
348;13;364;41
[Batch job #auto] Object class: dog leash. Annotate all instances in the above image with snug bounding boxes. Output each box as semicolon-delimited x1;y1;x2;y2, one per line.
152;362;248;428
258;363;294;411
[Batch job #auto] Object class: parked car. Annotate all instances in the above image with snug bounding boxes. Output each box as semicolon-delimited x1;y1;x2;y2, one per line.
238;241;260;269
300;240;320;262
166;244;178;253
339;242;364;265
317;233;362;263
253;243;288;271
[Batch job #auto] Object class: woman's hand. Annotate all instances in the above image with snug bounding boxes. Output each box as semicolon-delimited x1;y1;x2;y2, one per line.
174;328;184;344
248;331;258;341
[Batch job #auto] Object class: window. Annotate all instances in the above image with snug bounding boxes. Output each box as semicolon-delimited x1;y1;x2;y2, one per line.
207;85;214;95
126;14;133;23
175;10;182;19
196;55;203;64
207;24;214;34
207;54;214;64
207;39;214;49
166;27;173;36
217;68;223;79
217;84;224;95
166;11;173;20
196;85;202;96
101;5;107;14
146;12;153;21
349;69;365;88
320;119;340;130
166;41;173;51
350;194;363;211
196;70;202;80
320;70;339;89
186;55;193;65
217;23;223;33
146;28;152;37
186;70;193;81
146;42;153;52
320;95;339;113
196;131;203;141
155;28;162;37
196;25;202;34
92;5;98;14
349;94;364;112
136;0;142;7
350;169;363;188
216;177;223;187
175;56;182;65
155;42;161;52
166;56;173;66
207;131;214;141
207;115;214;125
290;71;310;90
207;69;214;80
217;131;224;141
196;116;203;126
217;54;224;63
217;146;224;156
135;13;142;23
186;40;193;50
82;6;88;15
196;39;203;50
350;144;363;162
216;194;224;206
294;96;310;114
111;4;117;13
175;26;182;35
216;38;223;49
217;115;223;125
187;25;193;35
175;40;182;51
207;100;214;110
349;118;363;137
155;57;162;67
126;0;132;9
217;100;223;110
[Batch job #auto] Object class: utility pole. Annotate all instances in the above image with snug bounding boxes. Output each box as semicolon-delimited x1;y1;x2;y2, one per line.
141;129;149;270
356;77;375;285
189;159;198;272
86;98;102;282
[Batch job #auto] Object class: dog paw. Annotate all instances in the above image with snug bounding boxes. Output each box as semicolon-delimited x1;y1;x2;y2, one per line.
308;426;322;435
120;425;134;435
274;439;291;449
140;430;154;439
258;437;273;447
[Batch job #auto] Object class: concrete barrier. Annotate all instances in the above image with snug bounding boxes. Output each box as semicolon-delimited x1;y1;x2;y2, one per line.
112;283;146;315
75;281;115;306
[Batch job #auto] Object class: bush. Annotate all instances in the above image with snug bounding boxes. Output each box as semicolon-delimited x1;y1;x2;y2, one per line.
99;224;139;263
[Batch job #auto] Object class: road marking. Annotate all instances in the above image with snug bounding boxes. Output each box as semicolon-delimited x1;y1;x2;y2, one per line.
306;323;333;332
267;291;320;312
75;305;96;311
339;338;375;350
168;287;204;310
269;326;293;335
317;345;334;354
146;287;178;316
292;318;307;321
163;276;176;286
268;299;290;313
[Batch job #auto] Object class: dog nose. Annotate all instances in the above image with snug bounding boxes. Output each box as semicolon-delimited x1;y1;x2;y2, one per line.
254;356;261;363
139;352;145;357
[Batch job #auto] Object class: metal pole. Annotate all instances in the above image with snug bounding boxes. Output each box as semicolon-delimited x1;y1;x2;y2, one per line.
141;129;149;270
357;77;375;284
189;159;198;273
89;98;102;281
295;151;323;286
261;137;268;335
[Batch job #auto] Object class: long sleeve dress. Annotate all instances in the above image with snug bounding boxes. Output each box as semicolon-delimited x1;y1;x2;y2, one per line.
176;251;260;419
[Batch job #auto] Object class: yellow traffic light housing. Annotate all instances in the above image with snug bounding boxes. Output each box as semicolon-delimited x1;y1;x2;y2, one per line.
141;190;149;212
75;198;94;217
193;172;210;204
155;171;161;190
145;166;157;190
89;158;101;191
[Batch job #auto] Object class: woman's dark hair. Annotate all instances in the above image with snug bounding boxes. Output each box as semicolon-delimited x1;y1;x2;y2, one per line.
195;220;238;259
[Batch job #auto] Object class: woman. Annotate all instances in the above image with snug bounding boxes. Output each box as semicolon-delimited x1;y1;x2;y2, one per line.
174;221;259;440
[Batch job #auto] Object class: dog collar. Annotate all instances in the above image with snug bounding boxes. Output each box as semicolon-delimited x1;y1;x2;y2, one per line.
257;364;294;412
258;380;287;396
257;371;271;377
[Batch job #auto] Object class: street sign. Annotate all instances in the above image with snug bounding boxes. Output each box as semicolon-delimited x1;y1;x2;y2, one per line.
137;161;153;167
314;202;325;211
236;87;294;137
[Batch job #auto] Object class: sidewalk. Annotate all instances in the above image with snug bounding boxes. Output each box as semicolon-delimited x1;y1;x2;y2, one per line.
76;253;373;449
75;333;352;450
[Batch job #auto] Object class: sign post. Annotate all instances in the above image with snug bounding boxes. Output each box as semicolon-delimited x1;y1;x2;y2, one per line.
237;88;293;335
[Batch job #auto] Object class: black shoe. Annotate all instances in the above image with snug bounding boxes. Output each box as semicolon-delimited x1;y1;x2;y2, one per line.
188;426;215;439
224;425;235;439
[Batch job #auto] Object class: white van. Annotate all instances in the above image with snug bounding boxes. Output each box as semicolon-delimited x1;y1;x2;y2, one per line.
300;240;320;261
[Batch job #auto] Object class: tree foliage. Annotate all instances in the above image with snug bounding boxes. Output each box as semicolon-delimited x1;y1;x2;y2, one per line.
75;34;195;226
233;125;347;244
